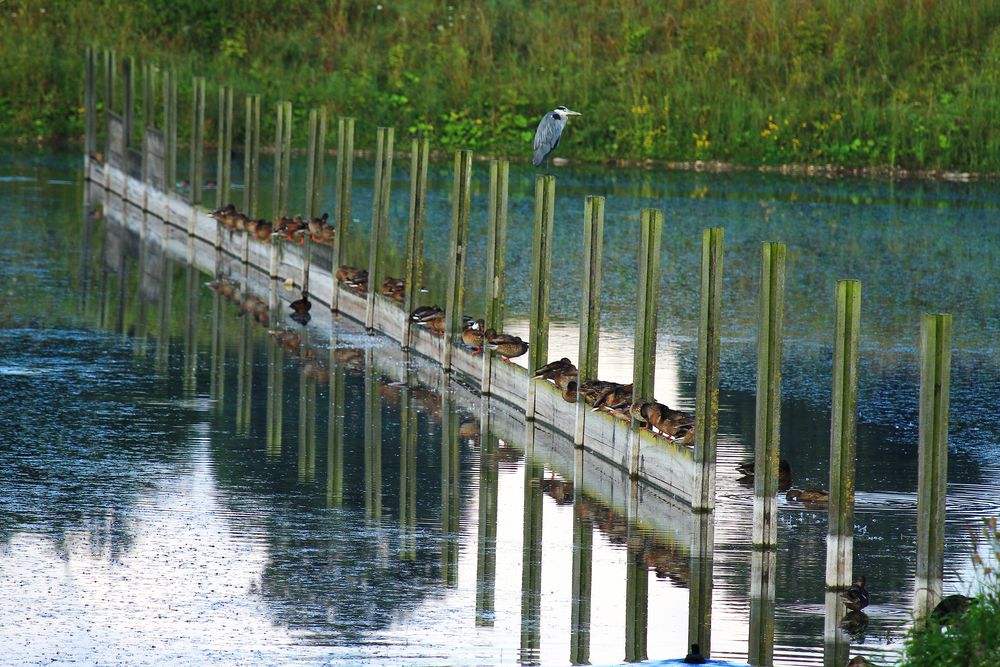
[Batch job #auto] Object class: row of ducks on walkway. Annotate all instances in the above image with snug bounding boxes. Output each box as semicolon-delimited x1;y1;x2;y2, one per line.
408;308;531;359
532;357;696;444
210;204;336;245
335;265;408;304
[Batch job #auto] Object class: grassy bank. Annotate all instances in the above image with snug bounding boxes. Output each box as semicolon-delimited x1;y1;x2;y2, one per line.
4;0;1000;171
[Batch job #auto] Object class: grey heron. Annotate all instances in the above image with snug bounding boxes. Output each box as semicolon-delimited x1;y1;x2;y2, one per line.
532;106;581;166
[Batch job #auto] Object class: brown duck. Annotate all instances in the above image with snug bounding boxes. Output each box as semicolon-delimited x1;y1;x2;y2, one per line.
786;487;830;503
462;319;486;351
484;329;528;360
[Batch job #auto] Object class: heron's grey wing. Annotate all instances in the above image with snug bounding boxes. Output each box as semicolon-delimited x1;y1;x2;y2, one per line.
533;113;564;166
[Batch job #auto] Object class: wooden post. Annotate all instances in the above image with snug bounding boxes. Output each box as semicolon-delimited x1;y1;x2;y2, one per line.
826;279;861;590
365;126;395;330
122;56;135;148
303;107;326;294
163;69;177;193
272;101;293;219
575;195;605;445
402;137;430;350
242;95;261;219
632;208;663;404
331;117;355;312
103;48;116;135
480;160;509;393
189;77;206;207
914;313;952;621
752;242;786;548
84;46;97;160
442;149;473;371
215;85;234;210
526;175;556;417
694;227;724;510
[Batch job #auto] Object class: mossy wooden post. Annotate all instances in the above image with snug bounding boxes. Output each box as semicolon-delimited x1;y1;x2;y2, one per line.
331;117;355;313
242;95;261;219
575;195;605;445
401;137;430;350
189;77;206;209
270;101;292;279
694;227;724;510
914;313;952;622
628;208;663;476
84;46;97;161
122;56;135;148
103;49;116;139
526;175;556;418
442;149;473;371
753;242;786;549
826;280;861;591
480;160;509;393
365;126;394;330
302;107;327;294
215;85;234;211
163;69;177;194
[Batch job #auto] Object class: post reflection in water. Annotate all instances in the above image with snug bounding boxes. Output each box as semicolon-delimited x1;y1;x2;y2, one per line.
297;362;317;483
624;481;649;663
823;589;853;667
519;424;544;666
475;402;499;626
688;510;715;658
266;336;285;456
748;548;777;667
326;331;346;508
569;448;593;666
155;253;173;374
440;383;461;586
364;348;383;519
399;367;418;560
209;268;226;415
182;263;200;397
236;311;253;436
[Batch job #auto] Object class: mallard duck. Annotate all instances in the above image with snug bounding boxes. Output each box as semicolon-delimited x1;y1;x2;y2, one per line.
577;379;620;406
630;401;693;437
736;459;792;487
210;203;239;227
561;380;579;403
275;215;307;243
308;212;329;241
841;576;870;611
246;219;272;241
534;357;573;380
336;265;368;292
290;292;312;315
316;224;336;245
591;383;633;414
786;487;830;503
484;330;528;360
931;594;976;624
846;657;872;667
462;319;486;351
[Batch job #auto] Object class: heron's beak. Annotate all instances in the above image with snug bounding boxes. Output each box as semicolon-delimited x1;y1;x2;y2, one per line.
566;109;582;116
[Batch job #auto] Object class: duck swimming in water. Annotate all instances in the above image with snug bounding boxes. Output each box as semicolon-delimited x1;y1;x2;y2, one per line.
841;576;870;612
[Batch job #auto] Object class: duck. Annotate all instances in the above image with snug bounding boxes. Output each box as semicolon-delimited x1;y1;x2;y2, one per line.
841;576;870;612
931;594;976;624
414;306;446;333
682;643;706;664
484;329;528;360
275;215;308;243
336;265;368;292
561;380;579;403
209;203;239;227
290;292;312;315
308;212;330;241
786;487;830;503
736;459;792;488
630;401;693;437
591;383;633;415
577;379;620;406
247;219;273;242
846;658;872;667
462;319;486;351
316;224;336;245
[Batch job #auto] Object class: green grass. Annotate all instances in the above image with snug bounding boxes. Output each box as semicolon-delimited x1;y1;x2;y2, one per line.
4;0;1000;171
900;518;1000;667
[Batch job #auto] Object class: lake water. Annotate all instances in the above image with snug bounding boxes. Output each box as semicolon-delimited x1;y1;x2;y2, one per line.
1;147;998;666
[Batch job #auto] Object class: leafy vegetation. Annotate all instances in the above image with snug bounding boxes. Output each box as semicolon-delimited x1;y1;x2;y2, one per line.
4;0;1000;171
900;517;1000;667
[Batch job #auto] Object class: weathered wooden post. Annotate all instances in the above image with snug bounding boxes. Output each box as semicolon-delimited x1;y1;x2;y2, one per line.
122;56;135;148
84;46;98;162
103;48;116;139
570;447;593;664
752;241;786;548
163;69;177;194
242;95;261;219
628;208;663;476
302;107;327;294
574;195;605;445
748;241;785;667
442;149;473;371
526;175;556;418
189;77;206;209
366;127;395;330
331;117;355;313
402;137;430;350
215;85;234;211
480;160;509;393
914;313;952;621
269;101;292;279
694;227;724;510
826;280;861;590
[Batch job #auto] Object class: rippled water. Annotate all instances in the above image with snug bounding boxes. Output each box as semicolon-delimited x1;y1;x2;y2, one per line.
1;148;998;666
